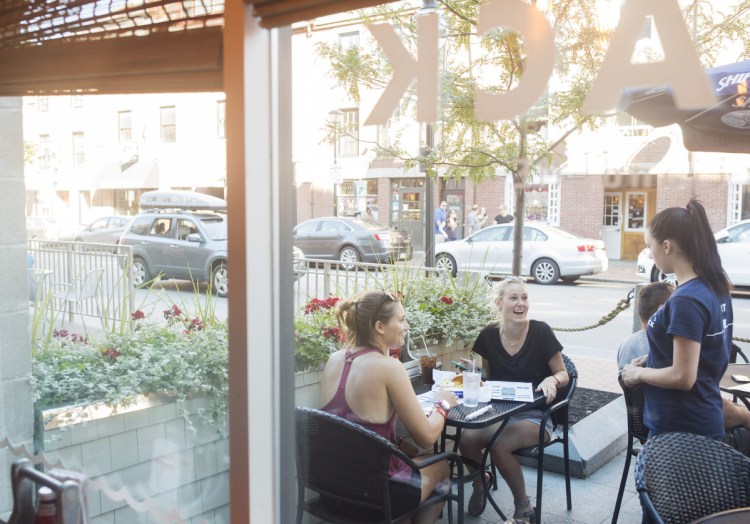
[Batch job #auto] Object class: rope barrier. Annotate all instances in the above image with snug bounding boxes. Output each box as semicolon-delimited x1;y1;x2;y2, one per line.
550;288;633;332
546;285;748;345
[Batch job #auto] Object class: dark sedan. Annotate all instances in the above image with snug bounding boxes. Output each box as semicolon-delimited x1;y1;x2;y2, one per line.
293;217;412;269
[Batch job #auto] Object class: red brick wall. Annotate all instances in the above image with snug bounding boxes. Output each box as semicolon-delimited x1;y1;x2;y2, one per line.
655;174;729;231
469;177;508;222
560;175;604;240
295;182;333;223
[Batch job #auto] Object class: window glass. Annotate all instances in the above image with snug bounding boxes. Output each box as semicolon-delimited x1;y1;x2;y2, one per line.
129;216;153;235
295;221;319;235
149;218;172;236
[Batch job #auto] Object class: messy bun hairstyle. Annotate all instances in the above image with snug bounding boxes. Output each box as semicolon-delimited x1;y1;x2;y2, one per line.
334;290;401;349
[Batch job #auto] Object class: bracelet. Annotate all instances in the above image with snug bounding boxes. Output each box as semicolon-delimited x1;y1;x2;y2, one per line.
433;407;448;420
551;375;560;386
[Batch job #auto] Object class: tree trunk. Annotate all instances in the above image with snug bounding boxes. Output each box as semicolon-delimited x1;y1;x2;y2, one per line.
511;157;528;277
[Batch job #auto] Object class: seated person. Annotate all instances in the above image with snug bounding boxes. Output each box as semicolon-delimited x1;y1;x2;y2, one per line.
458;277;568;521
616;282;675;370
318;290;458;523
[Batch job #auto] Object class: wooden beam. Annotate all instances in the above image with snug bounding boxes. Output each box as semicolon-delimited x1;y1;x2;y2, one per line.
248;0;398;28
0;27;224;95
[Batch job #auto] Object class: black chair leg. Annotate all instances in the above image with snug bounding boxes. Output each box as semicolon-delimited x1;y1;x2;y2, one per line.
611;437;634;524
536;447;545;524
564;430;572;510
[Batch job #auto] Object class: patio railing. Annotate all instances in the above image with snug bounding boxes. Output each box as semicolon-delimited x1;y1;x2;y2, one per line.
27;240;134;331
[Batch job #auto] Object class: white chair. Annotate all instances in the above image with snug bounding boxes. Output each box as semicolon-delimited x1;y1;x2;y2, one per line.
52;268;104;333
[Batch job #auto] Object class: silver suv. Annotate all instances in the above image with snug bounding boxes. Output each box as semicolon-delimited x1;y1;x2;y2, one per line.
119;209;228;297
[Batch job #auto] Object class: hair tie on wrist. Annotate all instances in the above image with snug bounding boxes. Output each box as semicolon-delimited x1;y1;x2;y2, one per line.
552;375;560;386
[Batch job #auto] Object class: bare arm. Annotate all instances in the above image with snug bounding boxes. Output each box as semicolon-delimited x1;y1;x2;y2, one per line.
621;336;699;391
536;352;569;404
386;360;457;448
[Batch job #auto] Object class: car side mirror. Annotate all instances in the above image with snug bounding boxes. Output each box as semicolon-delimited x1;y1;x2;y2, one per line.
186;233;201;243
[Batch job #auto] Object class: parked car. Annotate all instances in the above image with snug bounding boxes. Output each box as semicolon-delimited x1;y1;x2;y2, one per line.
26;216;79;241
435;223;609;284
637;219;750;286
293;246;306;281
75;216;130;244
119;192;229;296
292;217;412;269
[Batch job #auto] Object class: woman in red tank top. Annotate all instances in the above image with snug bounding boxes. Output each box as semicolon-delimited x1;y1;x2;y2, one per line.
319;290;458;523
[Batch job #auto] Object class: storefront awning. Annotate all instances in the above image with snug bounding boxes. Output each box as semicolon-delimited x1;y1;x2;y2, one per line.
95;161;159;190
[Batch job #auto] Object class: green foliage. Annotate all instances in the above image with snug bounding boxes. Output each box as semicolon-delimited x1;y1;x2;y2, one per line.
294;296;345;372
31;317;229;433
293;270;494;371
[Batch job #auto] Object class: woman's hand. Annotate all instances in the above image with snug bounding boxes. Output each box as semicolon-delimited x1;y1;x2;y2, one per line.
621;364;642;386
536;377;558;405
631;355;647;367
434;388;458;409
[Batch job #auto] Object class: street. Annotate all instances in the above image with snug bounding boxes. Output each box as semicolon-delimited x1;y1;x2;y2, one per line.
133;276;750;364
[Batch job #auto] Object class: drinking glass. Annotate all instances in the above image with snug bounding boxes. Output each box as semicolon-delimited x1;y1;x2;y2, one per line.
463;371;481;407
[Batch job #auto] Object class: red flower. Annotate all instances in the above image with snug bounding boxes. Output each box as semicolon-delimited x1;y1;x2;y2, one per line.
304;296;340;315
102;348;120;360
439;296;453;305
131;310;145;320
163;304;182;319
321;326;342;340
188;318;203;331
53;329;69;338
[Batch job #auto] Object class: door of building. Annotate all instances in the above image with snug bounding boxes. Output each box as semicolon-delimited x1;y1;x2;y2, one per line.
603;192;622;260
393;188;424;249
444;181;465;240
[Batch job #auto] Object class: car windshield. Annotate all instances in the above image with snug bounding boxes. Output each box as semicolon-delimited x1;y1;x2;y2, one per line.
200;216;227;240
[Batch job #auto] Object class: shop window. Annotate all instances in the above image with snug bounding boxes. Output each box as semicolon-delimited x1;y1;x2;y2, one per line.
118;111;132;142
337;179;376;217
72;132;85;166
338;108;359;157
626;192;646;231
160;106;176;143
525;184;549;222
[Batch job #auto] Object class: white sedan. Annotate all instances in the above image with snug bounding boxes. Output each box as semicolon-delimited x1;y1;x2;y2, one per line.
636;219;750;286
435;224;608;285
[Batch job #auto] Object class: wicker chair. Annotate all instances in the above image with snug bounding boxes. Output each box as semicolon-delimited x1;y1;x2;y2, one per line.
295;407;465;523
611;375;648;524
510;353;578;524
635;432;750;524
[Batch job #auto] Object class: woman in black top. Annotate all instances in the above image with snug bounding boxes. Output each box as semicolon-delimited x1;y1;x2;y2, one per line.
459;277;568;521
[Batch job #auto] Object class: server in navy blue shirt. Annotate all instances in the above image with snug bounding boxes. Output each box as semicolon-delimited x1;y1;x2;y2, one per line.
622;199;733;439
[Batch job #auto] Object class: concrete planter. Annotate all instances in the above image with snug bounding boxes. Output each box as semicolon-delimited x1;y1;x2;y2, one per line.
36;394;229;523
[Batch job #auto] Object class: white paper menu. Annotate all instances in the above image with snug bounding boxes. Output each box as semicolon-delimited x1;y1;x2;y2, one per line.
485;381;535;402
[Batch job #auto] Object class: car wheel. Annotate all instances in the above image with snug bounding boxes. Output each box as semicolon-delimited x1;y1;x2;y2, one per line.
531;258;560;285
338;246;360;271
561;276;580;284
212;263;229;298
435;254;457;277
132;257;150;288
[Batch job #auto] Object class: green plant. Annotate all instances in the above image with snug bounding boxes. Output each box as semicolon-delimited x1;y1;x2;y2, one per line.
293;270;495;371
294;296;344;372
31;313;229;433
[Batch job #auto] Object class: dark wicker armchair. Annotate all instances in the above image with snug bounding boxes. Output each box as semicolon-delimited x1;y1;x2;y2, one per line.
635;432;750;524
611;374;647;524
511;353;579;524
295;407;465;523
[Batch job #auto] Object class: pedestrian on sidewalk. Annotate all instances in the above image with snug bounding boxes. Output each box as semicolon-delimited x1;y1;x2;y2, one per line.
465;205;480;237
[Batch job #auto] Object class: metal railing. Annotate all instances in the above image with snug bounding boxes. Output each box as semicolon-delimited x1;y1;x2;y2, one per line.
27;240;134;330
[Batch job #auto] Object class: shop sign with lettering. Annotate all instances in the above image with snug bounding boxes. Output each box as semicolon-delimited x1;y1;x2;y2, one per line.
364;0;716;126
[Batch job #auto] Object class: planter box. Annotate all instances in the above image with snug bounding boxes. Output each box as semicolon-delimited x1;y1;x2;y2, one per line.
36;395;229;523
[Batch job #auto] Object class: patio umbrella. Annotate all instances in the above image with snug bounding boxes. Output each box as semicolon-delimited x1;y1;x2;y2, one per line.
619;60;750;154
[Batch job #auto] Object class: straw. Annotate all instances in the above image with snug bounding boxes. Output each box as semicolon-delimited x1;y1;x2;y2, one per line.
421;336;432;357
472;359;476;373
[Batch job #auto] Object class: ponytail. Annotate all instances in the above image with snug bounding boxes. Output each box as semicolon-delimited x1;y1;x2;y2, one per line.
648;199;731;296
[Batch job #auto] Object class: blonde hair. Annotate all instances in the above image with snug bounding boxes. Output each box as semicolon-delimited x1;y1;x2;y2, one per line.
492;277;528;324
334;290;400;349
